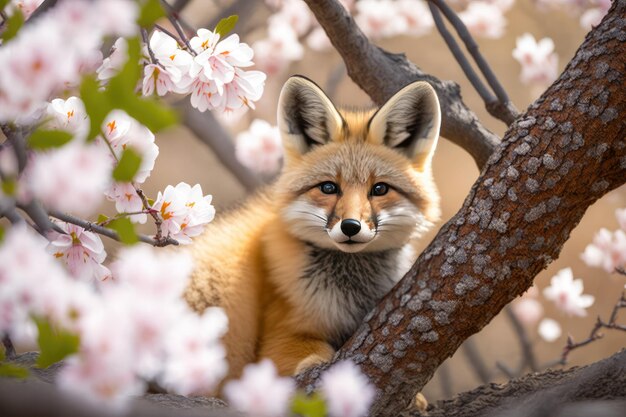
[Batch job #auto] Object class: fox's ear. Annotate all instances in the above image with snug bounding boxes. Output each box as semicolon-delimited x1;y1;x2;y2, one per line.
277;76;345;155
368;81;441;169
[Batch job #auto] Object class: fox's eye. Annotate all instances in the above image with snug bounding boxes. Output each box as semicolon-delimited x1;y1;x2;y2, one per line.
319;181;339;194
371;182;389;196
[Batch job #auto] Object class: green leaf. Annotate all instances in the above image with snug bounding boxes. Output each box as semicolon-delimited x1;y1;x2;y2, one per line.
117;95;178;133
96;214;109;224
0;363;29;379
291;392;327;417
1;178;16;196
0;0;11;11
112;148;142;182
138;0;166;28
80;76;112;141
35;318;80;369
214;15;238;38
0;225;4;243
0;344;5;361
27;129;73;150
1;9;24;42
108;218;139;245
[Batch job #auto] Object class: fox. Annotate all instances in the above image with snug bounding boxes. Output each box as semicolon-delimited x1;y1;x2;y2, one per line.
185;75;441;384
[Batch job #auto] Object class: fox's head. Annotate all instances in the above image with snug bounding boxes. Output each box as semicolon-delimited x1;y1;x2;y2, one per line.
275;76;441;253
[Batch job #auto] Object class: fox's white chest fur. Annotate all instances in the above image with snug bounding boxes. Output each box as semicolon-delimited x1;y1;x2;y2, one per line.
293;244;415;348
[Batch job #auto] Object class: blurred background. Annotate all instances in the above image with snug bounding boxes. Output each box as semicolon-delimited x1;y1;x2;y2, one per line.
119;0;624;401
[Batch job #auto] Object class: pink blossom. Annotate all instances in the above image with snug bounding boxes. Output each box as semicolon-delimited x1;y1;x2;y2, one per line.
459;2;506;39
151;182;216;244
616;208;626;232
580;0;610;31
223;359;295;417
253;22;304;74
355;0;406;39
320;361;376;417
27;142;112;217
104;182;147;224
537;317;562;342
268;0;314;36
142;30;194;96
395;0;433;37
99;110;159;184
46;221;111;282
543;268;594;317
581;228;626;273
9;0;44;20
97;38;129;81
93;0;138;37
511;297;544;327
512;33;559;85
236;119;283;175
45;96;89;141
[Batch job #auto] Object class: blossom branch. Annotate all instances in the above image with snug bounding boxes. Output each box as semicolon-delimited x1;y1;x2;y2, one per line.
134;186;168;244
561;292;626;365
160;0;196;55
505;304;539;373
2;335;16;360
428;0;519;125
302;0;500;168
47;209;179;247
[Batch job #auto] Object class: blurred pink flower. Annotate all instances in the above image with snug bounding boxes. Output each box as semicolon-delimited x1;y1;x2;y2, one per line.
223;359;295;417
320;361;376;417
538;317;562;342
236;119;283;175
581;228;626;273
97;37;128;81
459;2;506;39
104;182;147;224
355;0;406;39
511;297;544;327
543;268;594;317
512;33;559;85
254;22;304;74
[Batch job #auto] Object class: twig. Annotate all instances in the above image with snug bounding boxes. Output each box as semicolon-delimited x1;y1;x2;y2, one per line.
496;361;516;379
560;292;626;365
171;0;193;13
325;63;346;101
47;209;179;247
505;304;539;373
461;338;491;384
428;3;497;106
2;334;16;360
429;0;519;125
134;187;167;243
17;200;58;234
1;124;27;173
26;0;57;23
160;0;196;55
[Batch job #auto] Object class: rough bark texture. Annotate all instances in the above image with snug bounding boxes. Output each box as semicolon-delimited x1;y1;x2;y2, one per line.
296;3;626;417
2;350;625;417
302;0;501;168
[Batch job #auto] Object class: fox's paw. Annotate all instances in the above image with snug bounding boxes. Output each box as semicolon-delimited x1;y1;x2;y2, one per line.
414;392;428;413
294;353;330;375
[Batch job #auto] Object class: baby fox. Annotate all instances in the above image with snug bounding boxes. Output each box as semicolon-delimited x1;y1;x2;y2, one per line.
185;76;441;382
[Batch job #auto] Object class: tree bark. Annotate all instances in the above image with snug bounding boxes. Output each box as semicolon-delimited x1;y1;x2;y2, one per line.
296;3;626;416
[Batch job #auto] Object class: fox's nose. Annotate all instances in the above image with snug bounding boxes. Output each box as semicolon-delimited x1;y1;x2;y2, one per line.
340;219;361;237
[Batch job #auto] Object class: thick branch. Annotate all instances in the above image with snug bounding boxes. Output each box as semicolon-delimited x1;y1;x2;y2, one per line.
302;0;501;168
297;4;626;416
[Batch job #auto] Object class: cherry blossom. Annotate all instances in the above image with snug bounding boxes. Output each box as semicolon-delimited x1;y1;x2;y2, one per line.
511;289;544;326
543;268;595;317
459;2;507;39
355;0;406;39
268;0;314;36
236;119;283;175
45;96;90;141
151;182;216;244
616;208;626;232
97;38;129;82
26;141;112;217
253;22;304;74
105;182;147;224
320;360;376;417
512;33;559;86
142;30;194;96
46;221;112;282
581;228;626;273
99;109;159;184
538;317;562;342
395;0;434;37
223;359;295;417
9;0;44;20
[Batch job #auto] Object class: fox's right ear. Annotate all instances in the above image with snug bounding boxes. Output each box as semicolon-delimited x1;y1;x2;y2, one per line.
277;76;345;156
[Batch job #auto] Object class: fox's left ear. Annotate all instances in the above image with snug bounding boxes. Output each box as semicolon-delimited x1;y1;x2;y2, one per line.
368;81;441;169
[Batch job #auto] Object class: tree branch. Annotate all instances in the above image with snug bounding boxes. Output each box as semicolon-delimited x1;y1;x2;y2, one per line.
302;0;501;168
429;0;519;125
296;4;626;416
176;100;264;192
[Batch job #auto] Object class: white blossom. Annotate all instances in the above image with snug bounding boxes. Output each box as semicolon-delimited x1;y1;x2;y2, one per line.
543;268;594;317
97;37;129;81
223;359;295;417
459;2;506;39
581;228;626;273
538;318;562;342
320;361;376;417
512;33;559;86
236;119;283;174
355;0;406;39
45;96;90;141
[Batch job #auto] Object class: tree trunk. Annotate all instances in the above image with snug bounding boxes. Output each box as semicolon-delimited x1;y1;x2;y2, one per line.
297;3;626;416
